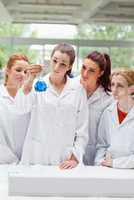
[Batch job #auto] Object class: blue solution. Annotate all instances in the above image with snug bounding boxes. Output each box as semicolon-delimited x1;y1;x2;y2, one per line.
34;80;47;92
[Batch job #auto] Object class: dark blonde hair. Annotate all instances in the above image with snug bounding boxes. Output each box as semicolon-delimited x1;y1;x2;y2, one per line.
5;53;29;85
112;69;134;87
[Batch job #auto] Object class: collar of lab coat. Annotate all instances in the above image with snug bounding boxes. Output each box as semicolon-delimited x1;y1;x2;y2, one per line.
43;73;78;97
87;86;107;104
72;76;108;104
0;84;14;103
107;101;134;127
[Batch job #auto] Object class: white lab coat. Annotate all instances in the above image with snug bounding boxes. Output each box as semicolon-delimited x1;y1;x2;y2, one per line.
84;86;113;165
15;74;89;165
72;77;113;165
0;84;30;163
0;100;18;164
95;101;134;169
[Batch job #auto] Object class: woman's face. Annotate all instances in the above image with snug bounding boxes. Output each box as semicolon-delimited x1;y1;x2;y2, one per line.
50;50;71;79
80;58;103;92
6;60;29;88
111;75;129;101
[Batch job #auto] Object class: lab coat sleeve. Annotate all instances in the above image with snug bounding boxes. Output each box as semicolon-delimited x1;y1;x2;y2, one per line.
0;144;18;164
72;88;89;163
113;155;134;169
14;88;36;114
94;110;110;166
0;130;18;164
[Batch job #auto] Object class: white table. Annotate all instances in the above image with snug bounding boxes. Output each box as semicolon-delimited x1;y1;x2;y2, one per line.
0;165;134;199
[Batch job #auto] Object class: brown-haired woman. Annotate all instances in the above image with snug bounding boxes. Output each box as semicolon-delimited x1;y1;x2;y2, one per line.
15;43;88;169
78;51;113;166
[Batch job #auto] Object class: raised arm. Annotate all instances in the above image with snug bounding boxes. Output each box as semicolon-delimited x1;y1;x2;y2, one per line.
14;64;42;114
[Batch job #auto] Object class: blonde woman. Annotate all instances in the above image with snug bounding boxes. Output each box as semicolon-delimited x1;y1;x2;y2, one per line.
95;70;134;169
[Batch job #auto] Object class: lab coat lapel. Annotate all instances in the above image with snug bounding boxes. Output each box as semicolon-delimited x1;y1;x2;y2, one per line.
119;106;134;127
107;102;119;127
87;87;104;104
43;74;74;97
43;74;58;96
58;77;75;99
107;103;134;128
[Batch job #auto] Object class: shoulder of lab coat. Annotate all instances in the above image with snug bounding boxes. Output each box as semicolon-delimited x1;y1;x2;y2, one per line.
0;84;7;96
0;84;14;103
94;101;117;166
88;86;113;105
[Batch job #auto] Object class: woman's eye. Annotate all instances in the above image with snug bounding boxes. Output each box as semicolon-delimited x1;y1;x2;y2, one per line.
61;63;66;67
16;69;22;72
24;70;27;74
53;59;57;63
118;84;124;88
88;70;95;73
82;65;86;70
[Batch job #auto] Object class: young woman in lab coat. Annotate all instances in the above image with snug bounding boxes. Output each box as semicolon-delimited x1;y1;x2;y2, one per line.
15;43;88;169
95;70;134;169
0;53;40;163
79;51;113;165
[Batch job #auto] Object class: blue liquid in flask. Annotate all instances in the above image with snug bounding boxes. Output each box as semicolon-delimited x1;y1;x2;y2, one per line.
34;79;47;92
